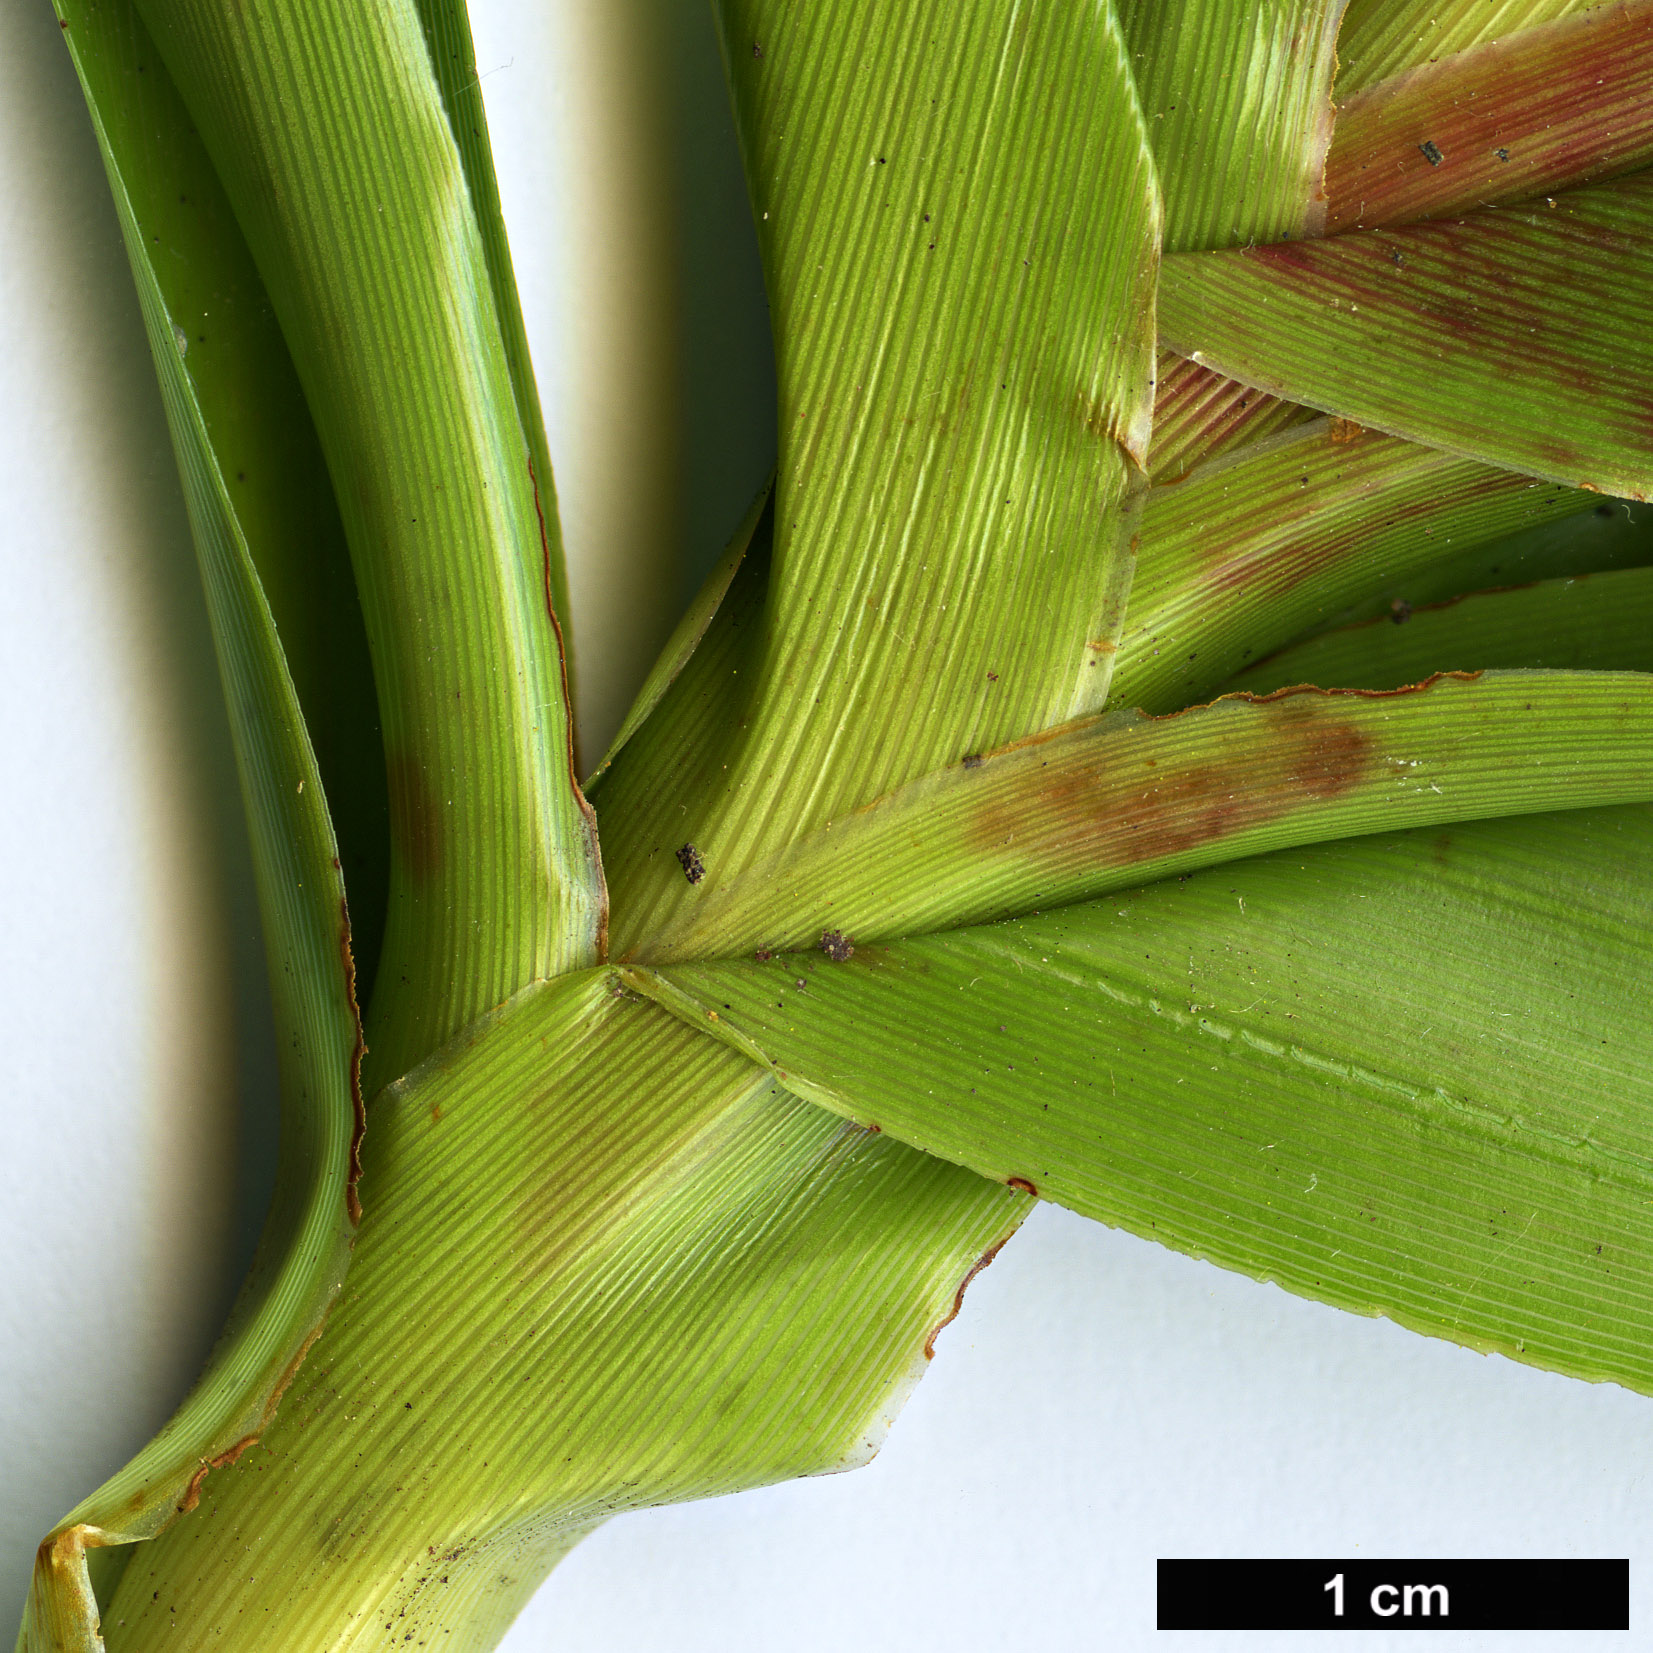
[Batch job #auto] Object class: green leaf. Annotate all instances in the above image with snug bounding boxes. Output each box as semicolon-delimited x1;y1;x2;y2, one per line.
1117;0;1344;251
1335;0;1608;97
597;0;1160;959
1229;566;1653;693
1117;0;1345;486
96;971;1023;1647
411;0;576;685
25;6;369;1646
1319;498;1653;627
1158;174;1653;500
133;0;603;1090
587;514;775;854
50;0;389;984
626;670;1653;963
1326;3;1653;233
1113;418;1588;713
641;803;1653;1391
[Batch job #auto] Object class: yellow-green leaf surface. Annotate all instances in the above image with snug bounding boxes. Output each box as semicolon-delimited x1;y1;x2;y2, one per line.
1230;567;1653;693
1335;0;1609;96
1160;175;1653;501
411;0;574;679
1123;2;1340;500
1113;419;1587;712
132;0;603;1091
641;804;1653;1390
596;0;1159;959
24;6;368;1647
98;972;1022;1653
1325;2;1653;233
1118;0;1345;251
630;671;1653;963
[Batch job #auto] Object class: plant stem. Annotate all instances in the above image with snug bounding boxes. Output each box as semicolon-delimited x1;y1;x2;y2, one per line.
131;0;605;1091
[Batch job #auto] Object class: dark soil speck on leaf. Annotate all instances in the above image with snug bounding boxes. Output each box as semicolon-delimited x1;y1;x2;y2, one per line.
819;929;854;962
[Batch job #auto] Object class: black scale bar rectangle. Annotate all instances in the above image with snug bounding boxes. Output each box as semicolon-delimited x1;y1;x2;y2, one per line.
1158;1559;1627;1630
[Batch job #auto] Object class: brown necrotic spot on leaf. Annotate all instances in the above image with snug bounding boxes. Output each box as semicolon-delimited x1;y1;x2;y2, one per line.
385;751;440;882
969;687;1390;874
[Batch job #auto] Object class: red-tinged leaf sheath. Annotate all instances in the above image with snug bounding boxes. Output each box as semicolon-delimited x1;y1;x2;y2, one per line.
1146;353;1316;482
1118;419;1588;711
1336;0;1626;97
1327;1;1653;233
1159;174;1653;500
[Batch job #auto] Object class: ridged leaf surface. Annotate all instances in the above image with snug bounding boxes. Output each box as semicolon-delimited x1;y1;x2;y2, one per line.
1335;0;1602;95
1326;2;1653;232
1159;175;1653;500
25;6;369;1646
643;805;1653;1391
1230;567;1653;692
1117;0;1345;251
99;973;1022;1653
1113;419;1587;712
133;0;604;1090
598;0;1160;958
630;670;1653;962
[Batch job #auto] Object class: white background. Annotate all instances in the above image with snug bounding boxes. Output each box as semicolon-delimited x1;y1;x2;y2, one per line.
1;1;1649;1648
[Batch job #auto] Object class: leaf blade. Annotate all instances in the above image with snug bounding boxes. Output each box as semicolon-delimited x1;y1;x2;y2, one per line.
1228;565;1653;693
1118;0;1345;251
134;0;604;1089
411;0;576;677
645;805;1653;1391
25;6;368;1644
97;971;1023;1645
1326;2;1653;233
600;0;1160;958
1114;418;1589;712
630;669;1653;961
1336;0;1607;97
1158;175;1653;500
